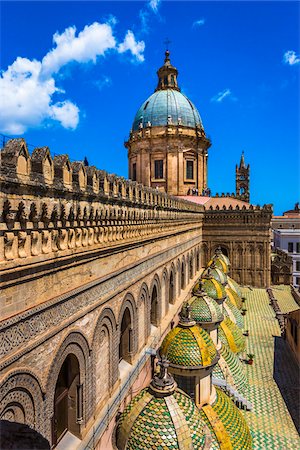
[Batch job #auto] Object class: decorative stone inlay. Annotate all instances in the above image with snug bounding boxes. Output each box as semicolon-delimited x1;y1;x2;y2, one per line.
0;236;200;370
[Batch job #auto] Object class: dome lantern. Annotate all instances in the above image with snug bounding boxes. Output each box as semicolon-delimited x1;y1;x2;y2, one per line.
155;50;180;92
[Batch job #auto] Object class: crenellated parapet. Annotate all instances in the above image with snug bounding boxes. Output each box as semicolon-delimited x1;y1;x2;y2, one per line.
0;139;204;266
203;203;273;227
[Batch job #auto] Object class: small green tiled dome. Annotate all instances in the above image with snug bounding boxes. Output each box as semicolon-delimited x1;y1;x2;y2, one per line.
189;295;223;324
213;345;247;395
199;278;227;301
225;287;243;310
223;300;244;329
202;266;228;286
208;257;228;274
227;277;242;297
160;323;218;368
201;388;252;450
117;386;209;449
219;318;246;354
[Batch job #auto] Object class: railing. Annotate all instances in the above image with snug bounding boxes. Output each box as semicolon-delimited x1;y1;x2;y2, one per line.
212;377;252;411
82;344;156;450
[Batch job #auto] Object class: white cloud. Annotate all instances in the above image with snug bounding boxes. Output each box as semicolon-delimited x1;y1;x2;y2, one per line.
0;21;145;134
50;101;79;129
211;88;236;103
118;30;145;62
193;19;205;27
41;22;116;77
283;50;300;66
149;0;161;13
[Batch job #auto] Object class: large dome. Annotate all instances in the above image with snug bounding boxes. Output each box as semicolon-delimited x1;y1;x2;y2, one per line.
132;89;203;131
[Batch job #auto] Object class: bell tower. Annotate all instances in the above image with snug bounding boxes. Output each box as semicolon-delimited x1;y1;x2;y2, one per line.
236;152;250;202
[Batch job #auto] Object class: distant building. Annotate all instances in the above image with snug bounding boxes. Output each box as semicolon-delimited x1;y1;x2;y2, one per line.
272;203;300;287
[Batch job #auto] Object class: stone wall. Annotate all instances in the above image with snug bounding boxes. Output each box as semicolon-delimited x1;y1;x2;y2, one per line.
0;139;205;446
202;205;272;287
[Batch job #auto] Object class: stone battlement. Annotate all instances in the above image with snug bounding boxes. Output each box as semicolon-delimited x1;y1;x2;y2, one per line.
0;139;204;267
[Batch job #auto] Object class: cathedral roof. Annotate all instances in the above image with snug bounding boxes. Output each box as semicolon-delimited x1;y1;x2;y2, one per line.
189;294;224;325
219;318;246;354
116;358;210;450
223;300;244;329
201;388;252;450
197;278;227;301
213;345;247;395
227;277;242;297
225;287;243;310
202;265;228;286
132;51;204;132
208;257;228;274
160;306;218;369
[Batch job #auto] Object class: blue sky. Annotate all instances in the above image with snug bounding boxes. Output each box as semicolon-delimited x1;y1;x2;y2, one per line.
1;1;299;214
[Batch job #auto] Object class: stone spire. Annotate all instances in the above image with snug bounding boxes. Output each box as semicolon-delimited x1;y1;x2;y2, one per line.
155;50;180;92
239;151;246;169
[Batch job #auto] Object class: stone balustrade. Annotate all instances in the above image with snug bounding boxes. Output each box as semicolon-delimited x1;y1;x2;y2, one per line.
0;139;204;265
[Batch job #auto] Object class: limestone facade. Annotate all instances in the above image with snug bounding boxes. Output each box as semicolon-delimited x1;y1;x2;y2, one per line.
0;138;204;446
0;137;271;448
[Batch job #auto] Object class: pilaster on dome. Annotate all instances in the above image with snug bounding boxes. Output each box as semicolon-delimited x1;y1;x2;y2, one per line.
155;50;180;92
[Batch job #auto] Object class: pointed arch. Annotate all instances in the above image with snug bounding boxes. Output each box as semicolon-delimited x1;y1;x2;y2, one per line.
150;275;162;327
118;294;138;363
92;308;118;408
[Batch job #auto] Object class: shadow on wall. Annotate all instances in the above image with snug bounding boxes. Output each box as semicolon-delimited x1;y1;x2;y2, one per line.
273;336;300;433
0;420;50;449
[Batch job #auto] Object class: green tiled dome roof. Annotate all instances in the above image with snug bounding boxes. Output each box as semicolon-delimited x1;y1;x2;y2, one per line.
225;287;243;310
117;386;209;449
227;277;242;297
208;257;228;274
219;318;246;354
213;345;247;395
198;278;227;301
201;388;252;450
132;89;203;131
189;295;223;324
223;300;244;329
160;324;218;368
202;266;228;286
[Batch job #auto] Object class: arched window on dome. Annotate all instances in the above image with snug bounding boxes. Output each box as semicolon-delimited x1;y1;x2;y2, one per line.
171;75;175;86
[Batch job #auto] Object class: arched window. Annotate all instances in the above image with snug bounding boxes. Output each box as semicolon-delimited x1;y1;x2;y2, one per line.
53;354;81;446
169;271;175;304
189;257;193;279
119;308;132;363
220;246;229;257
181;262;185;289
151;285;158;326
196;252;200;271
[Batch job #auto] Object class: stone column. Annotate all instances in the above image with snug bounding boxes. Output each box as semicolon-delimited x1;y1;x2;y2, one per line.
178;150;184;195
197;151;203;193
